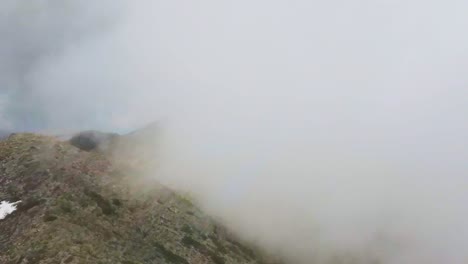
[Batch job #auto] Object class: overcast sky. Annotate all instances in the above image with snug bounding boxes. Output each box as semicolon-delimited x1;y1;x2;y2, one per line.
1;1;468;263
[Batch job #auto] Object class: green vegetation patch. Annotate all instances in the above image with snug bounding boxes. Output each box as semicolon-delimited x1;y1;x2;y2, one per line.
153;242;189;264
84;189;115;215
181;236;225;264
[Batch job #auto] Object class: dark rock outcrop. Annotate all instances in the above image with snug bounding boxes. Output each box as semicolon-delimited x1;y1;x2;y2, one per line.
69;130;119;151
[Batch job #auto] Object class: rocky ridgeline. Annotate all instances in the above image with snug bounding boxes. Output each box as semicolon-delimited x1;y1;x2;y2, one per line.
0;131;282;264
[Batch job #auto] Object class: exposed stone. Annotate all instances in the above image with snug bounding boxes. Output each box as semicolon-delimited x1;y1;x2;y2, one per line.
69;130;119;151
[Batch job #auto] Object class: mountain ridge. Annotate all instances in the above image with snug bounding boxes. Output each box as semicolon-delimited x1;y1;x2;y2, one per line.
0;132;282;264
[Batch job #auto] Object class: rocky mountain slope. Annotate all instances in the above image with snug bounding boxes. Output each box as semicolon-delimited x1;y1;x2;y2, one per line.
0;132;280;264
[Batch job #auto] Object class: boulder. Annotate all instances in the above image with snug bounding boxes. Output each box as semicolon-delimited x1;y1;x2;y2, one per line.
69;130;119;151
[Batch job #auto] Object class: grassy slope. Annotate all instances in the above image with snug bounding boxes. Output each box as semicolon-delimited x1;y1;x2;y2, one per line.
0;134;280;264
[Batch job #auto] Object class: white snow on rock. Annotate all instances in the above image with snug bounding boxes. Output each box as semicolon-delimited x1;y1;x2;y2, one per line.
0;200;21;220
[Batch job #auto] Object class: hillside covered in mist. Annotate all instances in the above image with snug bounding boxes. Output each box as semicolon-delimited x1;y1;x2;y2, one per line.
0;131;281;264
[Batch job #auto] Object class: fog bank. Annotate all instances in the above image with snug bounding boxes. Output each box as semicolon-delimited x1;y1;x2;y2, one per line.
1;1;468;263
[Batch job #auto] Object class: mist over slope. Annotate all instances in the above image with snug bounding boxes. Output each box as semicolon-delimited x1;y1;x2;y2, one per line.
0;133;279;264
1;1;468;263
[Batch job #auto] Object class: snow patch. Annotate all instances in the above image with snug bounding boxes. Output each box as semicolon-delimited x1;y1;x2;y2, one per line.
0;200;21;220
